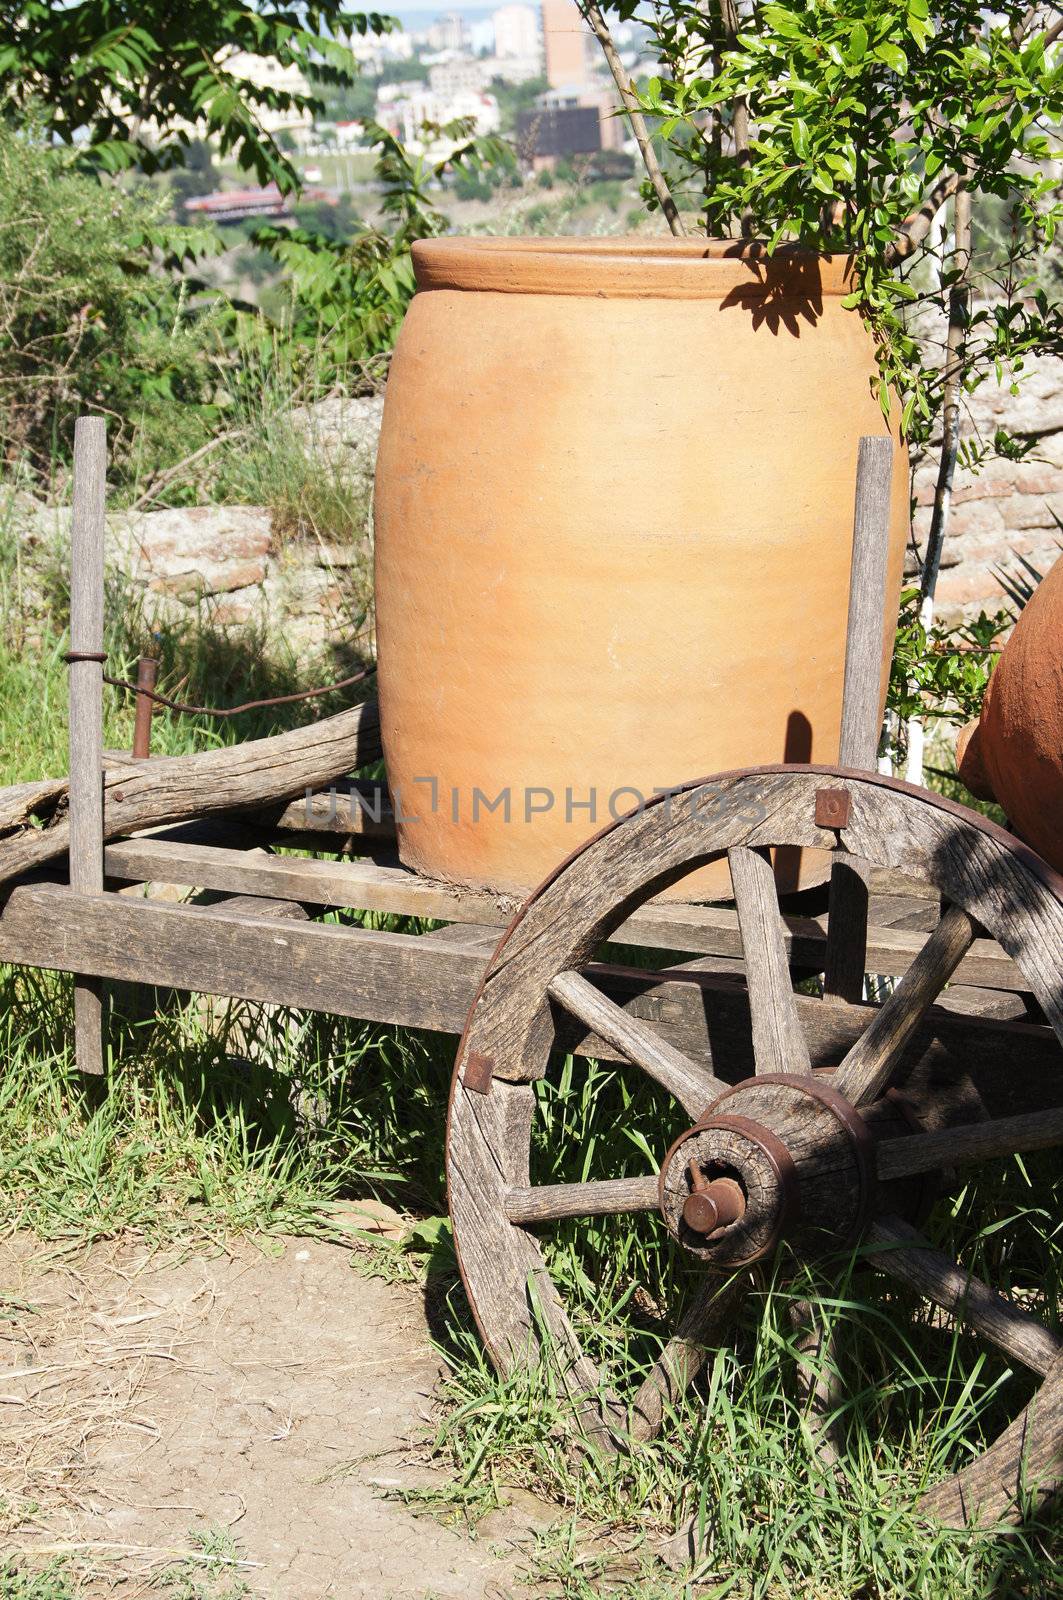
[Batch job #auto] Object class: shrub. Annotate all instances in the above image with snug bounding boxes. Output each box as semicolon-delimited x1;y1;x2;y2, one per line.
0;122;224;482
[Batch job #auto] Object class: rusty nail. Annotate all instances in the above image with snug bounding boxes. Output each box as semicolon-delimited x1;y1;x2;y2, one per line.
815;786;851;830
463;1050;495;1096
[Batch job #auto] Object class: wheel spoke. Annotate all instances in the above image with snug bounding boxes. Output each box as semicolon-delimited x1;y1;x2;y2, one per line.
878;1106;1063;1183
505;1176;659;1225
629;1273;746;1442
548;968;721;1118
832;904;976;1106
869;1215;1061;1378
727;845;811;1076
789;1297;845;1469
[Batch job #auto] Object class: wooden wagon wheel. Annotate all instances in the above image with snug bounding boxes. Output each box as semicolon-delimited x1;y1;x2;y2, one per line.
445;766;1063;1531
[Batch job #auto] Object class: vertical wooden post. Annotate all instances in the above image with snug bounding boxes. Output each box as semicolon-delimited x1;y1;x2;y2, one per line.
68;416;107;1076
823;435;894;1002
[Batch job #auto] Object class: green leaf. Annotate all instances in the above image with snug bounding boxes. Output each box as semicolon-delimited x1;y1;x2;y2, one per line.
876;42;908;74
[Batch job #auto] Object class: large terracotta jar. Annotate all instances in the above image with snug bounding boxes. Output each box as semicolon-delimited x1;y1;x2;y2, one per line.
374;238;910;898
959;552;1063;875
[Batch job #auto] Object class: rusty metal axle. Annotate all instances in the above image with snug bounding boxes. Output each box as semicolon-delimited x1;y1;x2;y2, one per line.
682;1164;746;1236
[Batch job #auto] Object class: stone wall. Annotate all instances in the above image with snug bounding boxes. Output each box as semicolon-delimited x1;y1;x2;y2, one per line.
16;396;383;657
910;350;1063;622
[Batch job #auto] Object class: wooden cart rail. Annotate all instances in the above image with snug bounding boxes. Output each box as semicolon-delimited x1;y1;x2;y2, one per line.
2;867;1059;1126
98;827;1028;991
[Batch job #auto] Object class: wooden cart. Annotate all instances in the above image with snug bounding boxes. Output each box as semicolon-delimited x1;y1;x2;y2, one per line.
2;426;1061;1535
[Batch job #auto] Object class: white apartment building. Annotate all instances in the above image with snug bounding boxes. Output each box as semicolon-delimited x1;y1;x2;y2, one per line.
223;52;314;142
377;86;501;150
482;52;544;82
429;57;488;96
425;12;469;52
492;4;540;58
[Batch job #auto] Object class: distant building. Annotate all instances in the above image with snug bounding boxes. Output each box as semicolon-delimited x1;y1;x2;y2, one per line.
382;31;416;60
333;120;367;148
483;52;545;83
377;86;501;149
541;0;589;88
348;31;414;64
517;99;599;166
470;18;497;54
426;11;469;52
222;52;314;143
519;82;623;166
185;182;336;223
429;57;488;96
493;3;540;58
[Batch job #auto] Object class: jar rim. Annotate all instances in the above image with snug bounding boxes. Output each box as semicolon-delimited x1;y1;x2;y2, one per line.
411;236;856;299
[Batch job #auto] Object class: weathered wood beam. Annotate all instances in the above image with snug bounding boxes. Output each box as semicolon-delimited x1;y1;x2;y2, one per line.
100;834;1026;992
824;435;895;1001
504;1176;659;1224
548;967;722;1116
0;700;382;890
68;416;108;1077
728;845;811;1074
833;904;977;1105
878;1106;1063;1181
0;885;1057;1123
239;780;395;844
870;1216;1061;1378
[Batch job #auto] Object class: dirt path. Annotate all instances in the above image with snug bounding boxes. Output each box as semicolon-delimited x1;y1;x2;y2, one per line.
0;1232;556;1598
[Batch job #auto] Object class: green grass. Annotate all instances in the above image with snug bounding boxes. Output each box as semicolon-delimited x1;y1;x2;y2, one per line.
1;556;1061;1597
0;1567;78;1600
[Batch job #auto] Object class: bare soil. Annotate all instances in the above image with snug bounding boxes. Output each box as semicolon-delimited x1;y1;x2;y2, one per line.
0;1230;557;1598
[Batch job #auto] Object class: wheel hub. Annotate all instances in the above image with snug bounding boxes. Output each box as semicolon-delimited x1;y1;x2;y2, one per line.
658;1075;876;1267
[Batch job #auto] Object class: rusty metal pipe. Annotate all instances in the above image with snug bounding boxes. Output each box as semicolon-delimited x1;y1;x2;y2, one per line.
131;655;159;760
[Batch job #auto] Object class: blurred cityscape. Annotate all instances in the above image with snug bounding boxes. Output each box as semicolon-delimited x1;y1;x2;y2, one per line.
184;0;656;227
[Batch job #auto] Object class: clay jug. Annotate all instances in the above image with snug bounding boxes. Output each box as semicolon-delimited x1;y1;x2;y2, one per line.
959;552;1063;875
373;238;910;897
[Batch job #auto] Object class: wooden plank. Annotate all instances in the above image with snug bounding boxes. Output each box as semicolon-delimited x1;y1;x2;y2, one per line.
240;781;394;844
1;885;1058;1125
103;836;523;922
824;435;895;1002
68;416;107;1077
100;834;1027;991
419;922;502;951
935;984;1030;1021
727;845;811;1074
0;883;480;1034
833;904;977;1105
838;437;896;772
823;857;872;1002
866;893;941;931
